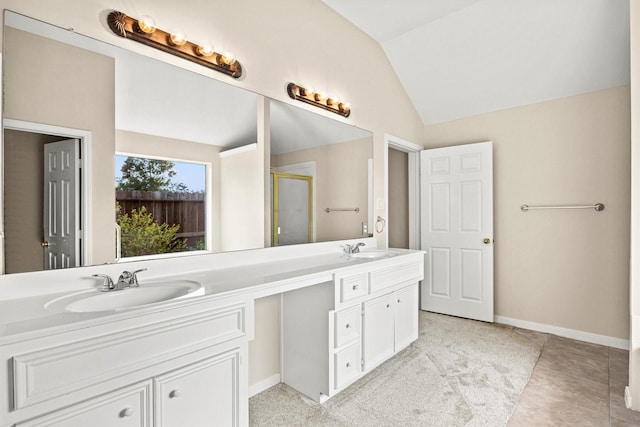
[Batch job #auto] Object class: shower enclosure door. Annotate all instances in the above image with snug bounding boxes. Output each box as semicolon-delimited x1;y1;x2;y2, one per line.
272;172;313;246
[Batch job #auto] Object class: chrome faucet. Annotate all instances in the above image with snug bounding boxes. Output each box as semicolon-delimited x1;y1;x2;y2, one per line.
92;274;116;292
93;268;147;292
343;242;365;254
117;268;147;289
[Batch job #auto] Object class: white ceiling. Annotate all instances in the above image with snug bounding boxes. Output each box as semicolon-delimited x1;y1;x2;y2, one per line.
323;0;630;125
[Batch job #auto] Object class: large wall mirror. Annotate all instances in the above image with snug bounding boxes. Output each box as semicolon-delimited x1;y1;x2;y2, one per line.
2;10;373;274
270;99;372;246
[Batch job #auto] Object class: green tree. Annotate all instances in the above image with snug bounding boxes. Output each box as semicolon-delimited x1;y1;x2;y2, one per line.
116;157;188;192
116;203;187;257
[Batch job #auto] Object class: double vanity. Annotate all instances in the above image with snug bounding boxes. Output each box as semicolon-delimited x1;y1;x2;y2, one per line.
0;240;424;426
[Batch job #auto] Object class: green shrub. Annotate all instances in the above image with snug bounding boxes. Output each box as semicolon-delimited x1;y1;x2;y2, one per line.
116;204;187;257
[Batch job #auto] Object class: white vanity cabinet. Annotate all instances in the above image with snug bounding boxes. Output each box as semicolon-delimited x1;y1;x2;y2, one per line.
362;284;419;371
3;297;251;427
282;254;423;403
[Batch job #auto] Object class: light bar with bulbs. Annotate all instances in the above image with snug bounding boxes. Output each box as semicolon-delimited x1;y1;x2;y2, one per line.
286;83;351;117
107;11;242;79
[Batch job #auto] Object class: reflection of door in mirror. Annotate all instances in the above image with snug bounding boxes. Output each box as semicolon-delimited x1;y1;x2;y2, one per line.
4;13;117;273
271;172;313;246
3;130;83;273
44;139;80;270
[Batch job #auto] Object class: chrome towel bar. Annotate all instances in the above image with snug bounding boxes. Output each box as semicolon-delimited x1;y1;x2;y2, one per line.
325;207;360;213
520;203;605;212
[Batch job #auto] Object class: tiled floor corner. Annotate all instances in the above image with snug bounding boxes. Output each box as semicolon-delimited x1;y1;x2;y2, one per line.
509;334;640;427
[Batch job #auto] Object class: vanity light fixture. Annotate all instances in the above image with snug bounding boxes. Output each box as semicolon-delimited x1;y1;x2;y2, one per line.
287;83;351;117
107;11;242;79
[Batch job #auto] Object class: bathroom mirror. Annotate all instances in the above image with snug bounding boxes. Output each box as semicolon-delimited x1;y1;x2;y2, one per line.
2;10;372;274
270;99;372;246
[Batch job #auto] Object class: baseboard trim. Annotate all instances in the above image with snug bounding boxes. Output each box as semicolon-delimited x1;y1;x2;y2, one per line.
494;315;629;350
248;374;281;397
626;386;633;409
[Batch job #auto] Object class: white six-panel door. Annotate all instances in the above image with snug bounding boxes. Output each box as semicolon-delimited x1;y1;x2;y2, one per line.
43;139;80;270
420;142;494;322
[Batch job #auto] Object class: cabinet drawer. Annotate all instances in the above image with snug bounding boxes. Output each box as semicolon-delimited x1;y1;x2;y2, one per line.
339;273;368;302
369;262;423;294
13;303;246;409
334;306;361;348
16;381;151;427
334;343;361;390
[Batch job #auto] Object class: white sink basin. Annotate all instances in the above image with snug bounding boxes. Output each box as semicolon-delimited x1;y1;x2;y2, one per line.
350;250;400;259
45;280;204;313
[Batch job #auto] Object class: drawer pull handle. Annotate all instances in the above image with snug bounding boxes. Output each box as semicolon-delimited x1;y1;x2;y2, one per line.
345;323;351;329
346;362;351;368
169;389;181;398
386;303;391;308
120;408;133;418
397;299;401;303
352;285;359;291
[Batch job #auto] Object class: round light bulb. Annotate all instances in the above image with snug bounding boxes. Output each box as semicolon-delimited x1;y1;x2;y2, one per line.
301;86;314;97
137;15;156;34
196;42;215;57
314;91;327;102
221;51;236;65
339;101;351;112
169;30;187;46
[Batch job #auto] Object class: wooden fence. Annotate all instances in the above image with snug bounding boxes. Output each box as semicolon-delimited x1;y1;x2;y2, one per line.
116;190;205;248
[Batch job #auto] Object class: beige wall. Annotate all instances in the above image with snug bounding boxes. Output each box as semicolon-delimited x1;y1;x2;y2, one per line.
425;86;631;340
219;145;265;252
3;26;116;265
273;137;372;241
388;148;409;249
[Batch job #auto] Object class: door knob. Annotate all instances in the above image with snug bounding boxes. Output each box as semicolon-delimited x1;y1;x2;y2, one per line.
483;238;491;244
41;241;49;248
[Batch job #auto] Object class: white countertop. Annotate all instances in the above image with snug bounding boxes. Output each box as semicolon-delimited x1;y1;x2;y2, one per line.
0;246;423;343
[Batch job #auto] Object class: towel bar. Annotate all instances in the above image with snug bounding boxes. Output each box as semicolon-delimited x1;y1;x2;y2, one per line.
520;203;605;212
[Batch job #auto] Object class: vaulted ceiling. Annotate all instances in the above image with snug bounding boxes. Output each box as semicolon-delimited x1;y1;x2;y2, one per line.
322;0;630;125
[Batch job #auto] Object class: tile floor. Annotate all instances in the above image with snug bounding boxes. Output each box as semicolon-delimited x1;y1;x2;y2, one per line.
509;333;640;426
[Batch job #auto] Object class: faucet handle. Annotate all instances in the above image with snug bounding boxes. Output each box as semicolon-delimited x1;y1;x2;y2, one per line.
93;274;115;292
342;244;353;254
130;268;147;287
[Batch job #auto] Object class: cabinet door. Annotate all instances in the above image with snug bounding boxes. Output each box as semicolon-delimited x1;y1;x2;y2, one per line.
155;348;242;427
394;283;419;351
16;382;151;427
362;293;395;371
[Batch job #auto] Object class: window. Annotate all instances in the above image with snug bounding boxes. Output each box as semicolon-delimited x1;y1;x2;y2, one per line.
115;155;207;259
